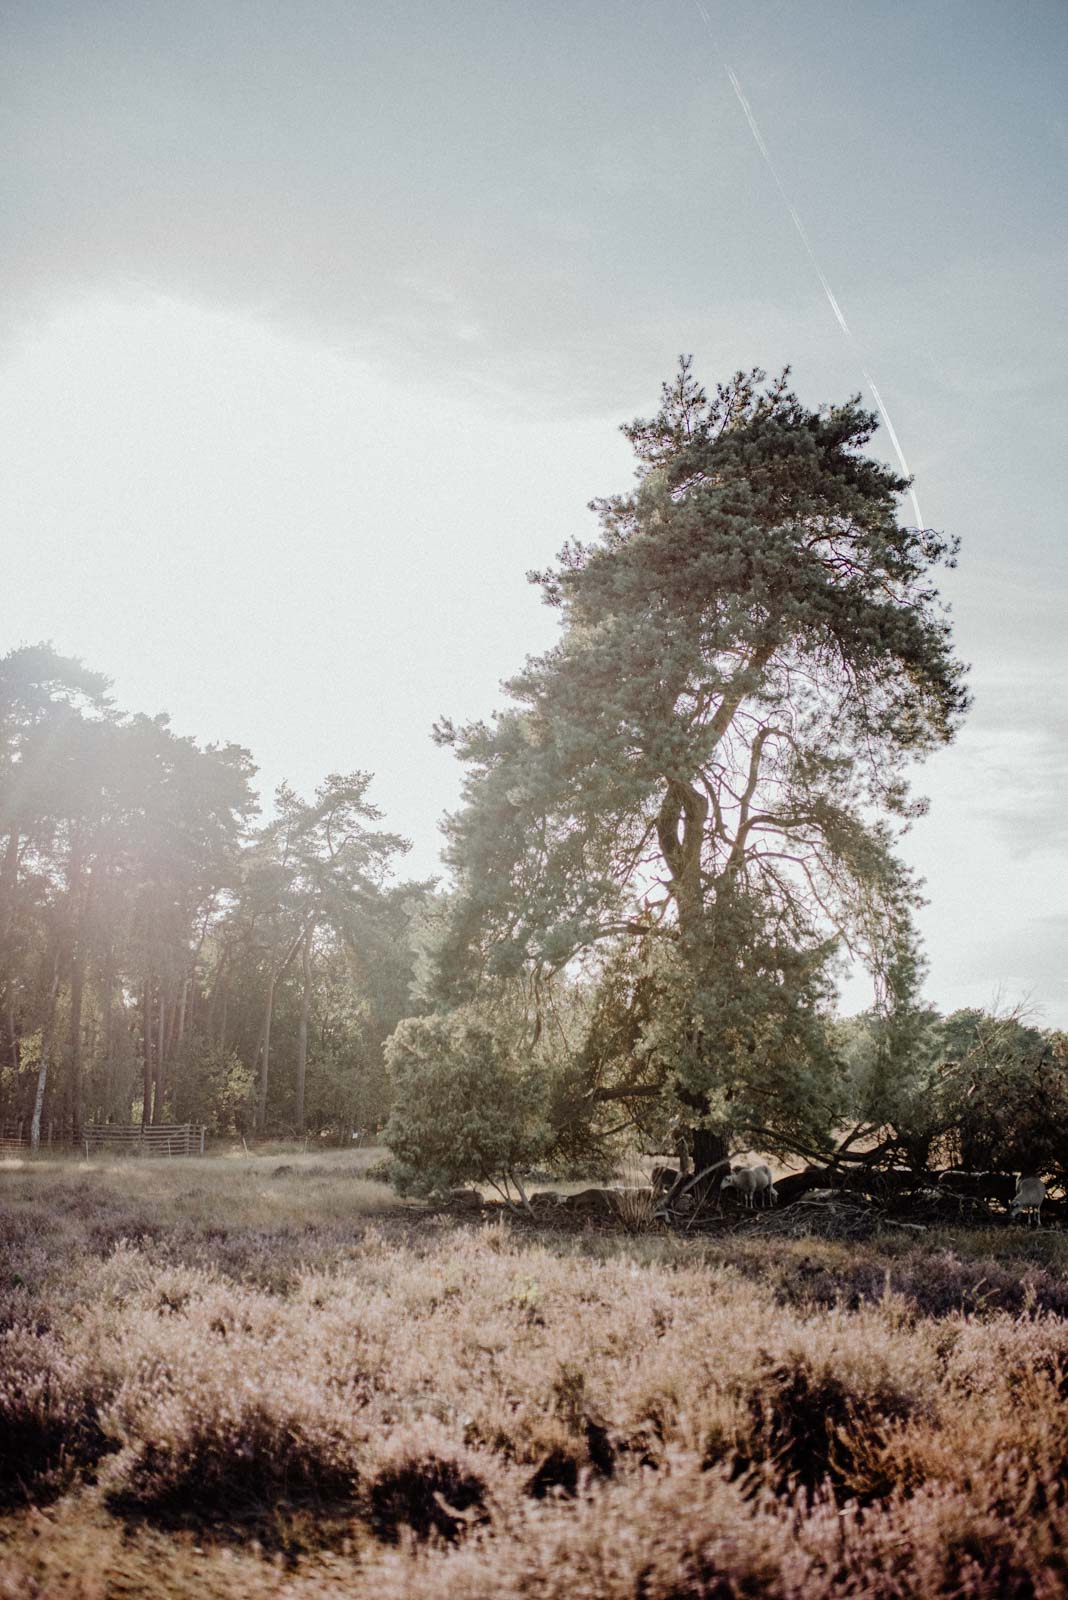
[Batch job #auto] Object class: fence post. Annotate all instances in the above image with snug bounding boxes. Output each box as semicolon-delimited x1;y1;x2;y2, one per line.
200;1126;205;1155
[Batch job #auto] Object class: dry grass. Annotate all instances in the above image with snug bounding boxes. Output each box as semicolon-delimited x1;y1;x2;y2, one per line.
2;1154;1068;1597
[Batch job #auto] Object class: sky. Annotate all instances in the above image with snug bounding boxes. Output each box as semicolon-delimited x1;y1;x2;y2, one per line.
1;0;1066;1023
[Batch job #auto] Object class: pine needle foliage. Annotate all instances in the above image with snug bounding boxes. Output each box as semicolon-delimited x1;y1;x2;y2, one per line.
432;361;968;1159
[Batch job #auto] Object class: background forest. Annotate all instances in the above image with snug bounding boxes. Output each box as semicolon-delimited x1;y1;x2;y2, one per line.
0;643;430;1145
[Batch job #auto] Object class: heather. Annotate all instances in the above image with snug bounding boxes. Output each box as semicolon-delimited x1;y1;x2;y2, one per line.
2;1154;1068;1597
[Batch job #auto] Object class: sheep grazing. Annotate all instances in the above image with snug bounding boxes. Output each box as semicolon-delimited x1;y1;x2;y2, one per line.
720;1163;779;1209
1010;1175;1047;1227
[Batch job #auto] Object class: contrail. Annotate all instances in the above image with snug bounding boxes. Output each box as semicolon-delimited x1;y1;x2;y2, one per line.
691;2;924;527
724;67;853;341
863;370;916;491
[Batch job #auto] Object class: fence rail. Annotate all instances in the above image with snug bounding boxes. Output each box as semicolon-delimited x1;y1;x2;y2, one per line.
0;1120;69;1155
83;1124;206;1158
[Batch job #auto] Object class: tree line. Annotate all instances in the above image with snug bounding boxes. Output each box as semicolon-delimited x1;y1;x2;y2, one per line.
0;645;428;1146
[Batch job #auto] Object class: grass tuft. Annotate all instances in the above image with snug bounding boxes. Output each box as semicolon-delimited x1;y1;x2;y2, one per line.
0;1328;116;1507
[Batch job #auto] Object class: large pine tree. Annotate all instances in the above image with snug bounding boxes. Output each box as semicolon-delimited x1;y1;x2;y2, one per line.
431;363;968;1173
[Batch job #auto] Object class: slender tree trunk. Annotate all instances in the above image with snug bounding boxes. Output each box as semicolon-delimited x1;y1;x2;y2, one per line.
85;1014;97;1127
176;977;189;1051
0;830;19;964
218;984;229;1056
153;989;167;1124
30;964;62;1151
141;981;153;1127
68;944;85;1141
254;976;277;1134
254;917;315;1134
102;976;115;1116
165;986;180;1060
656;778;709;941
206;949;229;1049
3;1001;18;1122
296;927;314;1135
0;828;18;1123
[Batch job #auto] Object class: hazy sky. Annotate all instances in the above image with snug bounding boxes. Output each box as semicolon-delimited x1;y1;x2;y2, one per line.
2;1;1066;1022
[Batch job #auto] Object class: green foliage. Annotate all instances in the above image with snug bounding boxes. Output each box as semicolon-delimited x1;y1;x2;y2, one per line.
0;642;423;1145
430;363;968;1161
0;643;258;1143
384;1010;551;1195
170;1044;256;1137
844;1006;1068;1176
927;1012;1068;1173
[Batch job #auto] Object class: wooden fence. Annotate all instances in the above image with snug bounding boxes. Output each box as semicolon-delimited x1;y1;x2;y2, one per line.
0;1119;65;1156
83;1124;207;1158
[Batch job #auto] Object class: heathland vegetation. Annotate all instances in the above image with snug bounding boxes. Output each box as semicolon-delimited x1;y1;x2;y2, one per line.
3;364;1068;1595
3;1153;1068;1597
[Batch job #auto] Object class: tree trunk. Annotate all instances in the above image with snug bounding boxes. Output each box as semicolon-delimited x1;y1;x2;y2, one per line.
102;976;115;1115
165;985;180;1060
254;917;315;1134
176;977;189;1051
690;1125;731;1204
30;965;62;1151
218;983;229;1056
68;943;85;1141
206;947;230;1049
0;829;19;962
153;988;166;1123
656;779;709;941
254;976;277;1134
296;928;313;1135
141;981;153;1127
5;997;20;1080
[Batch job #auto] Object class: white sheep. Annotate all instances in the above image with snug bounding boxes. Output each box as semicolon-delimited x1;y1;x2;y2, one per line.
720;1163;779;1209
752;1164;779;1207
1010;1175;1047;1227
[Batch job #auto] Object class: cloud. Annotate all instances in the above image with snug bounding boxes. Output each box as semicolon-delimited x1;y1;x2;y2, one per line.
939;664;1068;858
949;913;1068;1015
0;0;931;421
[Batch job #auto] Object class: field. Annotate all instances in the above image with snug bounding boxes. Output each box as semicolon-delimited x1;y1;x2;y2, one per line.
3;1152;1068;1598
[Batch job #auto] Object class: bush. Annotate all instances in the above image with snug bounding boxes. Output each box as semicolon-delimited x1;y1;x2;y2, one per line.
384;1010;551;1198
0;1328;116;1506
737;1351;915;1503
367;1425;488;1543
103;1349;362;1523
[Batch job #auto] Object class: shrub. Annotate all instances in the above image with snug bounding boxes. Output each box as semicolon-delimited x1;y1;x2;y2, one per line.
0;1328;116;1506
737;1351;915;1504
100;1282;366;1525
385;1010;551;1199
367;1426;489;1543
105;1401;359;1525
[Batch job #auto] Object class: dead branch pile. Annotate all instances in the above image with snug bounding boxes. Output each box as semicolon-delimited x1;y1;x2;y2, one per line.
739;1192;925;1242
